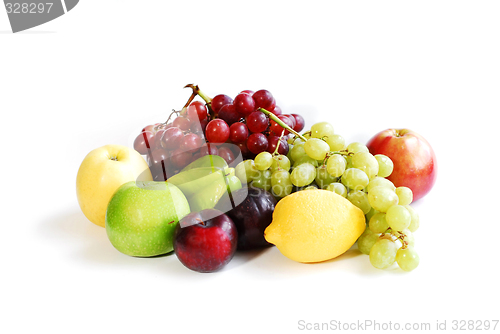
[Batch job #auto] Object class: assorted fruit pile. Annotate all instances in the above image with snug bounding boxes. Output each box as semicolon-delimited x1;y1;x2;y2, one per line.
76;84;437;274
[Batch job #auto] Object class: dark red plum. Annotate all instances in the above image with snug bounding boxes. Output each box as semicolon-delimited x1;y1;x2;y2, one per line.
215;187;277;250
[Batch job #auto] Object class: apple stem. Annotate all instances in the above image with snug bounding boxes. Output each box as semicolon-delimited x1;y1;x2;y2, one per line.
184;84;215;120
258;108;307;141
196;218;205;226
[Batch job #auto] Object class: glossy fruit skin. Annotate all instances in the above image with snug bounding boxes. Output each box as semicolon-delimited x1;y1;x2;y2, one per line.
106;181;190;257
233;93;255;116
252;89;276;111
218;104;241;126
215;187;277;250
206;119;230;144
211;94;233;115
290;114;305;132
173;209;238;273
366;128;437;201
134;131;155;155
77;145;153;227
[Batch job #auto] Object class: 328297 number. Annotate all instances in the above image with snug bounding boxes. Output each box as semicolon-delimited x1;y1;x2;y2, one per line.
5;3;53;14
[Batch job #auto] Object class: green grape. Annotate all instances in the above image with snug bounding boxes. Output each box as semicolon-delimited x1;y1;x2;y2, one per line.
352;152;379;179
404;205;420;232
346;142;369;154
303;131;311;140
286;144;295;164
315;165;337;189
365;207;379;223
324;134;346;151
369;239;398;269
254;152;273;171
325;182;347;197
375;154;394;177
271;169;293;197
292;155;319;168
400;229;415;248
366;177;396;193
270;155;291;173
290;163;316;187
302;185;319;191
326;154;346;177
347;190;371;214
358;230;380;255
290;142;307;162
369;213;389;233
251;169;272;191
396;246;419;272
345;156;353;169
385;205;411;231
235;160;258;184
395;186;413;205
367;186;399;212
341;168;369;190
310;122;334;139
304;138;330;160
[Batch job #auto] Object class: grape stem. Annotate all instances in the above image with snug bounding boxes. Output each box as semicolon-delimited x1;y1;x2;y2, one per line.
258;108;307;141
273;131;286;155
184;84;215;120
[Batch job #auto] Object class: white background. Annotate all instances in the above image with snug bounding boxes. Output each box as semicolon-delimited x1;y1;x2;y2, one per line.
1;1;499;333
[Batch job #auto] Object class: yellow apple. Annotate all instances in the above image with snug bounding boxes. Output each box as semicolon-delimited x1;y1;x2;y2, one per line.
76;144;152;227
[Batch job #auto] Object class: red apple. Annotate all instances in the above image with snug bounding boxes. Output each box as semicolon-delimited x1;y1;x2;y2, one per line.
366;129;437;202
173;209;238;273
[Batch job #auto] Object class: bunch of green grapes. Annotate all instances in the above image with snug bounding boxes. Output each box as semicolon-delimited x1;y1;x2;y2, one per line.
235;121;420;271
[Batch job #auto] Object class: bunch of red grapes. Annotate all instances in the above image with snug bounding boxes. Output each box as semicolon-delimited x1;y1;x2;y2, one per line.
133;89;305;181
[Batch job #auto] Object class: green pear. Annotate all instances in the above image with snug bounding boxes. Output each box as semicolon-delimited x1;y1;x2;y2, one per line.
105;181;190;257
181;155;228;172
187;172;242;213
168;167;227;198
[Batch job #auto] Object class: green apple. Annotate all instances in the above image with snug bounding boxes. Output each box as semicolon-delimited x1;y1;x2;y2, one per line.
76;144;152;227
105;181;190;257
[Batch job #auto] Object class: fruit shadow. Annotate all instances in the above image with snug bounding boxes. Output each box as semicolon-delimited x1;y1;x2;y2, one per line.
37;209;134;266
36;209;245;279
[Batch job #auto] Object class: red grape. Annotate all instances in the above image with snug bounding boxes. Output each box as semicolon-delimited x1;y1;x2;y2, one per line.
229;122;249;144
161;127;183;150
217;146;235;165
187;101;208;121
206;119;230;144
142;123;161;133
246;133;268;154
149;148;170;181
266;135;289;156
282;114;296;129
218;104;242;126
134;131;155;155
290;113;305;132
240;90;254;95
211;94;233;114
270;115;294;136
271;105;282;116
252;90;276;111
234;93;255;116
172;116;192;131
246;111;269;133
170;148;193;169
235;141;254;160
180;133;204;151
154;129;167;148
200;143;219;156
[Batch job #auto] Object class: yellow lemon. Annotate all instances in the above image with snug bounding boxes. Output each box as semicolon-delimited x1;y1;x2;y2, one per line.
264;189;365;263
